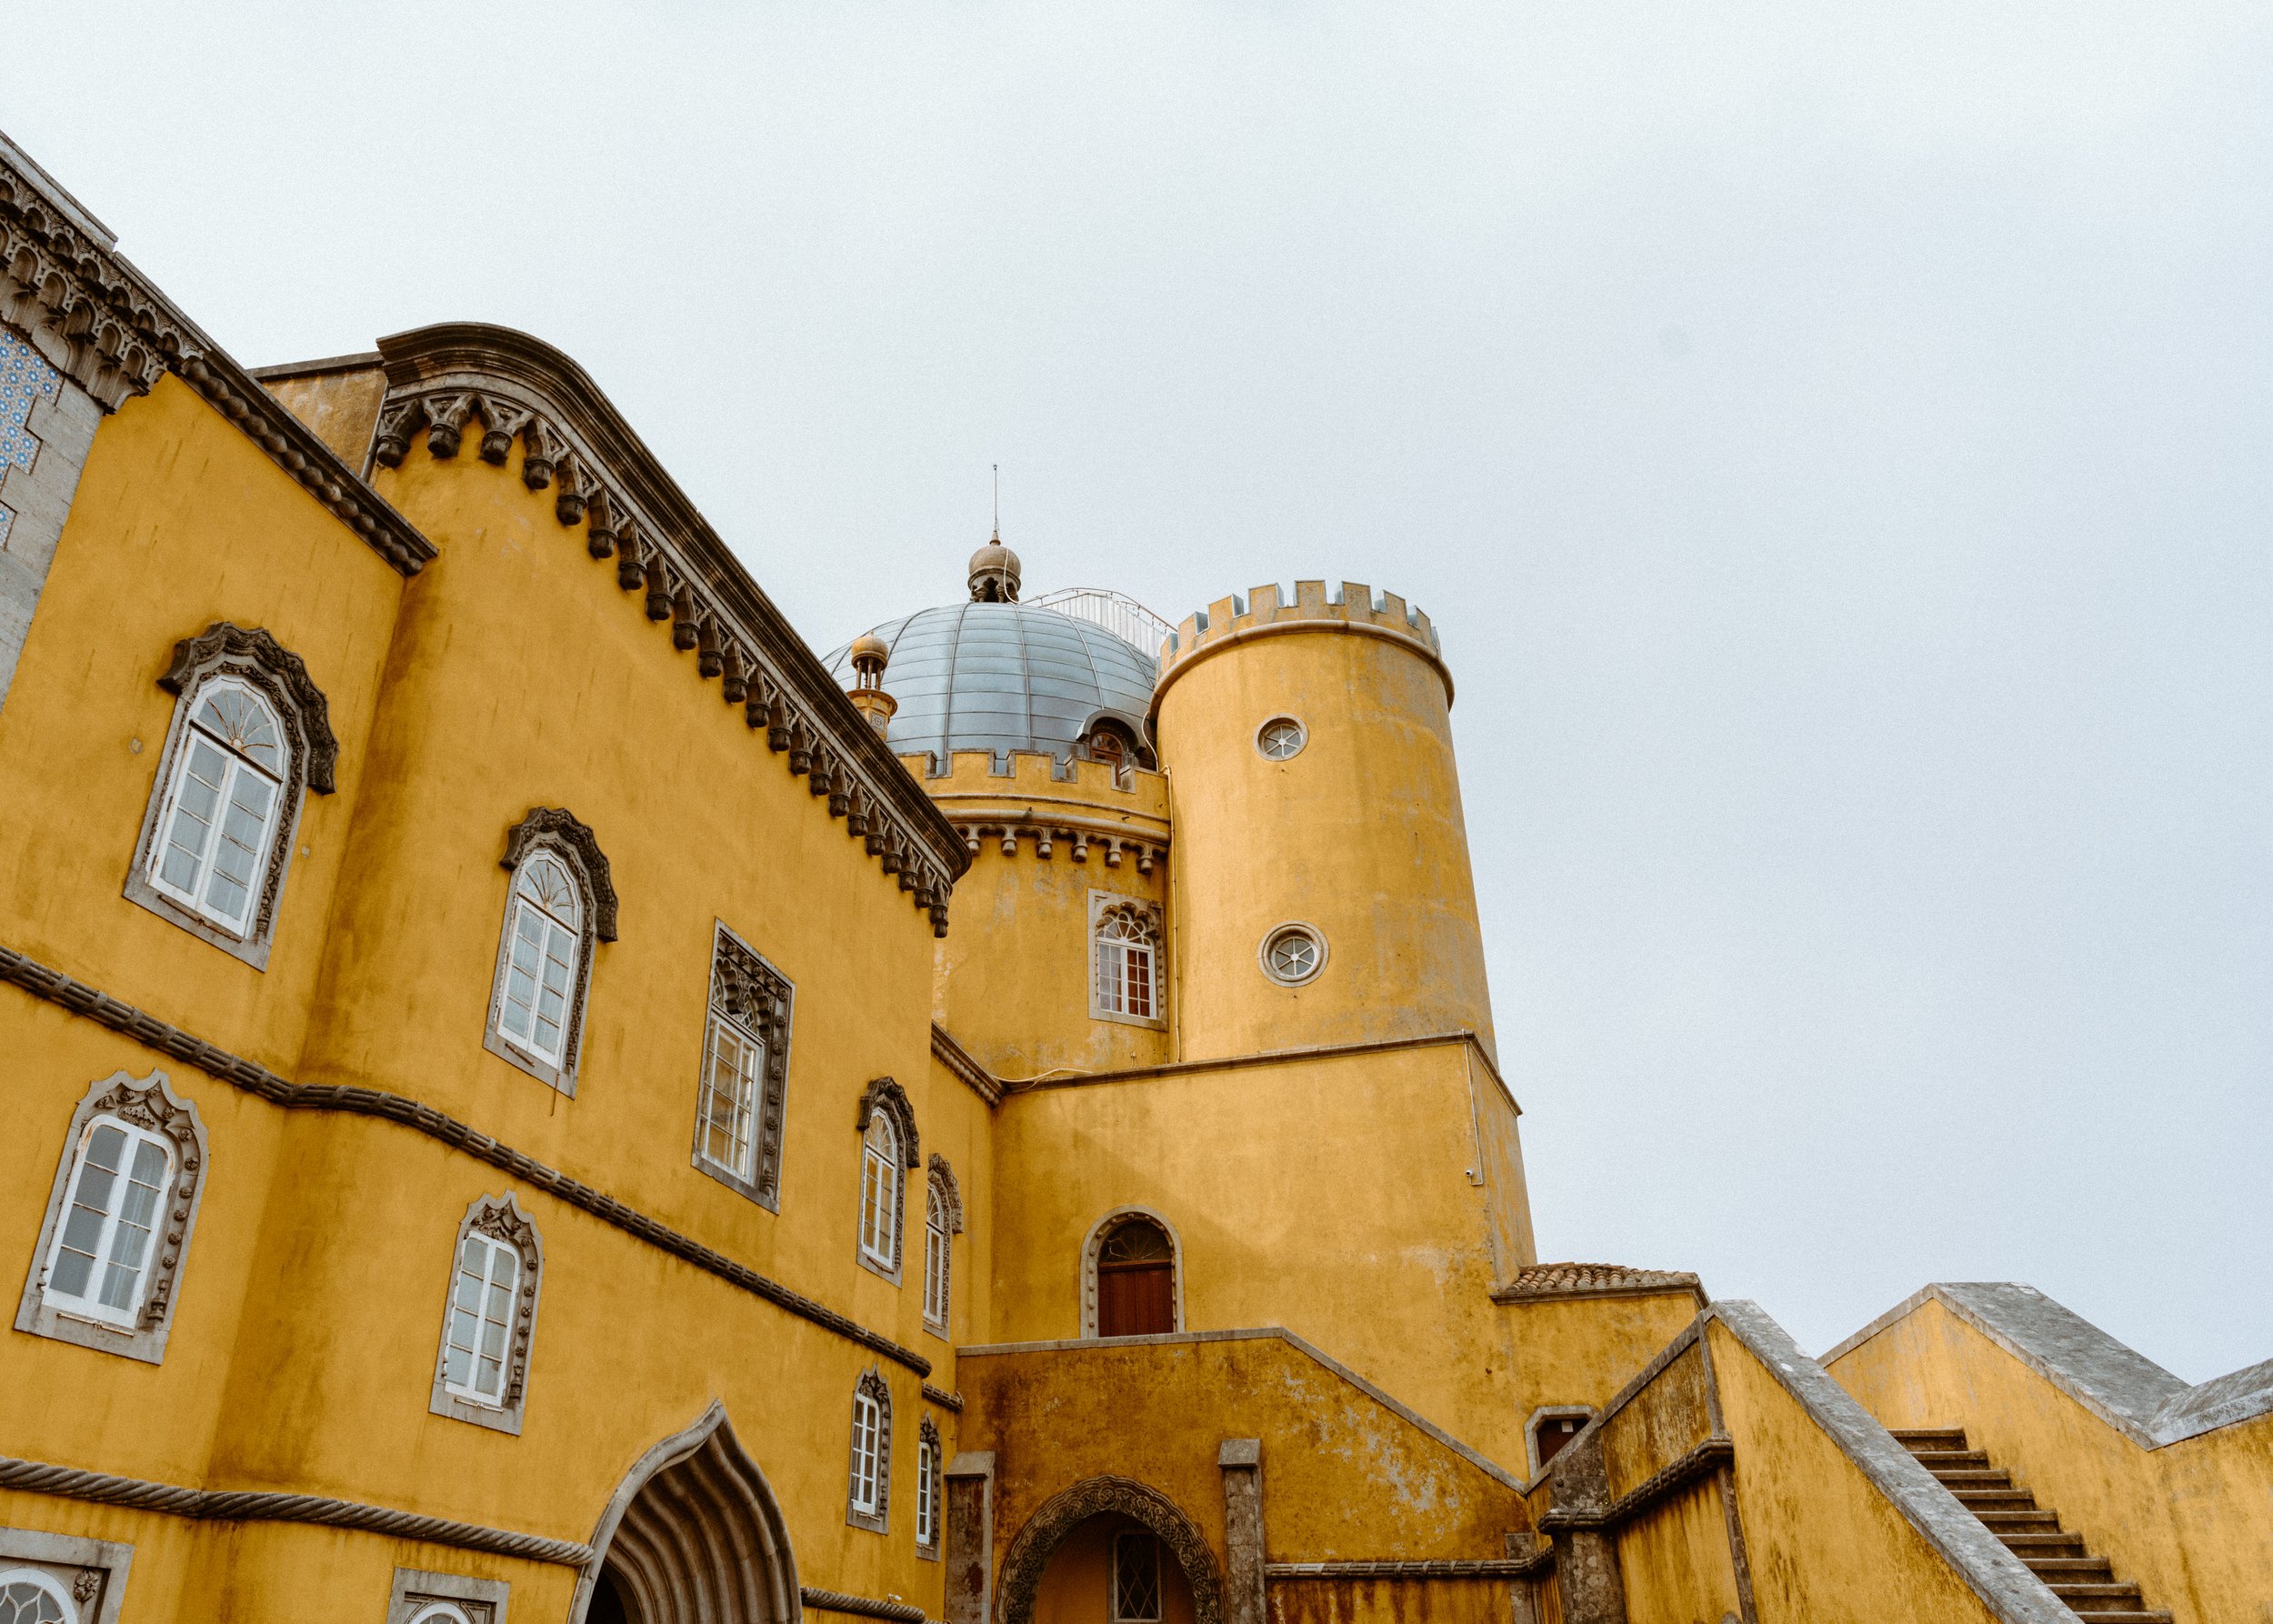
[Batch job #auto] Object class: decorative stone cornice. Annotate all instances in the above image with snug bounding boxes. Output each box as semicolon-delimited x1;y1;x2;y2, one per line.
0;134;434;578
372;323;966;935
160;622;340;793
930;1022;1002;1108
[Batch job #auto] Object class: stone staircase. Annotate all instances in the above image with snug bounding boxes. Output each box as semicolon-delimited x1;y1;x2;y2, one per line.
1891;1429;2171;1623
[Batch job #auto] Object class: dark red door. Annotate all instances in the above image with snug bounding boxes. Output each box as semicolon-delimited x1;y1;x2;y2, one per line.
1097;1260;1174;1336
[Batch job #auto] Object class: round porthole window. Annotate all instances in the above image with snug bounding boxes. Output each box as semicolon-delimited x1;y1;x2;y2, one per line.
1255;717;1307;761
1258;923;1327;987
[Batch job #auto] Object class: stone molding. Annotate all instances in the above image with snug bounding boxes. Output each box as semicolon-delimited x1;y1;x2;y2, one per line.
0;939;933;1378
14;1068;210;1366
803;1589;926;1624
953;817;1167;874
1154;578;1450;712
386;1566;509;1624
0;139;433;576
1266;1559;1549;1579
1821;1280;2273;1449
856;1076;922;1170
927;1154;965;1234
921;1382;965;1412
0;1522;134;1624
930;1022;1002;1107
995;1475;1223;1624
502;807;617;940
0;1451;591;1567
999;1029;1517;1116
370;324;964;934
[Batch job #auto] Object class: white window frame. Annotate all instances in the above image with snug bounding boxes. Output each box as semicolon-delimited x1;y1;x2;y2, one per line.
441;1230;522;1408
485;849;588;1090
0;1567;75;1623
1088;893;1167;1030
37;1115;174;1334
0;1526;133;1624
924;1191;951;1328
846;1369;893;1533
16;1069;209;1367
915;1418;941;1555
859;1114;901;1272
428;1194;545;1437
142;676;289;936
697;993;767;1185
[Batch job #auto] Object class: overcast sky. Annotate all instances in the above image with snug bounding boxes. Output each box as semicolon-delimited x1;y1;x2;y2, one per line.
13;3;2268;1381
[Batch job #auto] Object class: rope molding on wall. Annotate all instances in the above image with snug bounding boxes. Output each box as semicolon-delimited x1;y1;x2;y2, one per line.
0;1453;593;1566
800;1586;928;1623
0;942;933;1378
1264;1558;1551;1580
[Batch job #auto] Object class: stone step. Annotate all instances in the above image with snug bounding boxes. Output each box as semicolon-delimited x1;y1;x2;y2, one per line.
1955;1488;2039;1511
2027;1556;2116;1582
2051;1583;2146;1606
1930;1467;2014;1489
1890;1428;1970;1450
1910;1449;1992;1471
2068;1612;2171;1624
1998;1529;2086;1555
1977;1509;2061;1531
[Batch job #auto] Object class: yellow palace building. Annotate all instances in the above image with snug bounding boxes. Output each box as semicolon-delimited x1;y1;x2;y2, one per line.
0;130;2266;1624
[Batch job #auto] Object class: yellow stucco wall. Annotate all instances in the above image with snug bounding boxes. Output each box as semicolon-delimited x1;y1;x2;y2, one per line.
1154;616;1493;1065
984;1045;1531;1457
1827;1296;2273;1624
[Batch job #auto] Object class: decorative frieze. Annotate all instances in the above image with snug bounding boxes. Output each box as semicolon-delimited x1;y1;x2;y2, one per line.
371;325;966;936
956;819;1166;874
0;136;433;579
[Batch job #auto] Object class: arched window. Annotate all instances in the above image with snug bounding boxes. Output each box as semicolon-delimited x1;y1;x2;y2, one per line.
429;1193;545;1436
846;1368;894;1533
694;923;796;1208
126;622;337;968
916;1415;942;1556
923;1155;963;1337
1084;1211;1180;1339
0;1570;72;1624
860;1113;900;1270
1091;897;1164;1027
484;807;616;1095
1112;1530;1164;1623
16;1069;209;1366
855;1078;919;1283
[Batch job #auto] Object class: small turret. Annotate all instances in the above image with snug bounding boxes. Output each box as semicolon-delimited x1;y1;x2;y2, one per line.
845;631;897;735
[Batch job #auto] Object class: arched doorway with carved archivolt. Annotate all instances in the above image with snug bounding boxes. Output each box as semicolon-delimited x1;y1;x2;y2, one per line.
575;1402;800;1624
996;1477;1222;1624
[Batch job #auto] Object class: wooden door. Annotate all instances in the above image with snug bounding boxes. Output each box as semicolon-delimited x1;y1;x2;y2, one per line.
1097;1260;1175;1336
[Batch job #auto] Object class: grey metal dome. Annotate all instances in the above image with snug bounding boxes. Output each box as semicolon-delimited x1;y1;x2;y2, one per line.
824;601;1157;764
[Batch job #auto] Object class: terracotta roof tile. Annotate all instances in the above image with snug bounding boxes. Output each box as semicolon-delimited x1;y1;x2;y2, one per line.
1493;1262;1706;1305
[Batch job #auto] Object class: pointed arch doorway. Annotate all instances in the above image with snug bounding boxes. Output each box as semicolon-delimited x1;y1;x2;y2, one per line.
576;1402;801;1624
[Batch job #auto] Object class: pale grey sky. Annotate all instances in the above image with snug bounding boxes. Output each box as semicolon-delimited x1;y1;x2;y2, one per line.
13;2;2268;1379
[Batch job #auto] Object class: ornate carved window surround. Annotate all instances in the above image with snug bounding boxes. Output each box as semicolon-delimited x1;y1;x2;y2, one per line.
855;1078;920;1286
15;1069;209;1366
366;324;966;934
0;134;433;576
428;1193;546;1437
846;1368;895;1534
0;1524;134;1624
1089;893;1166;1030
386;1566;509;1624
0;940;935;1380
995;1477;1223;1624
1079;1208;1184;1341
124;623;339;970
923;1154;963;1339
694;923;796;1209
915;1415;943;1559
484;808;616;1095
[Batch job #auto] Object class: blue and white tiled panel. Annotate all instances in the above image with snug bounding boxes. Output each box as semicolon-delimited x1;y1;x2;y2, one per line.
0;328;63;550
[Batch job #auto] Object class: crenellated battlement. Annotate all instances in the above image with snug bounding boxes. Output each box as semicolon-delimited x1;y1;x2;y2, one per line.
905;748;1171;870
1154;579;1452;705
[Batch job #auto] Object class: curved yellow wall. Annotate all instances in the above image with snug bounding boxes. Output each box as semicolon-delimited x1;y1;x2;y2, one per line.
1154;588;1492;1063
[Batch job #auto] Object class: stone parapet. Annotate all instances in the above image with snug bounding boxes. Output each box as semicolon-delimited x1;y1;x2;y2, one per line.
911;748;1171;869
1154;579;1450;708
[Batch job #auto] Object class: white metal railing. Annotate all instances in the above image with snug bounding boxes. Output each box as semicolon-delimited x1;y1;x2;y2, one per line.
1026;587;1177;657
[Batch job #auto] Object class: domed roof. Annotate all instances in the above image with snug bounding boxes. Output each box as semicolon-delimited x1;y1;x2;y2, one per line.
824;600;1157;764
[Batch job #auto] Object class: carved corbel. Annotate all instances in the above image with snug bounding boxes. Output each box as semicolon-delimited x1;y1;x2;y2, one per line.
521;418;561;489
765;689;792;753
806;742;835;797
645;558;676;623
476;396;534;465
1069;830;1089;863
786;719;815;777
372;398;426;467
616;528;649;594
1104;838;1124;868
720;640;749;704
555;451;595;526
671;585;702;651
586;486;620;558
423;393;476;458
826;763;850;818
1032;827;1054;859
1136;846;1157;876
846;786;871;838
998;827;1017;857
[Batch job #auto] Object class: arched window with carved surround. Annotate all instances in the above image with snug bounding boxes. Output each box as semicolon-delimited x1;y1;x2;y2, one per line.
1090;896;1164;1028
15;1068;210;1367
856;1078;920;1283
428;1193;545;1436
484;808;616;1095
846;1368;894;1533
125;622;338;969
923;1154;963;1337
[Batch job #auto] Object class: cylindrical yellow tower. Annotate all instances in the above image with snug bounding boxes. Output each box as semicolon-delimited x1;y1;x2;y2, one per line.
1153;578;1494;1062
